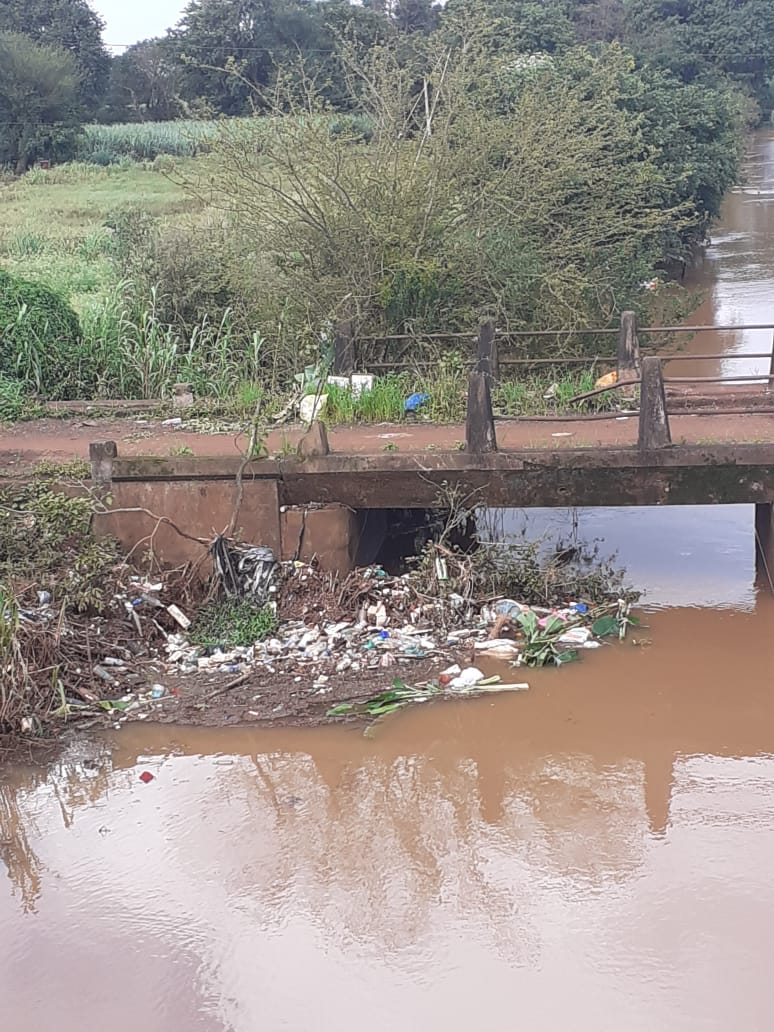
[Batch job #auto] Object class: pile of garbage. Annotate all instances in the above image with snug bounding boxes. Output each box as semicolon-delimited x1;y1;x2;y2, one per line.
2;526;638;735
160;545;638;695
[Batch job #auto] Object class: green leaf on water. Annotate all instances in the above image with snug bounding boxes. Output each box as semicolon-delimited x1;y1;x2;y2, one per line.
326;703;355;716
542;615;566;636
554;649;579;665
592;615;619;638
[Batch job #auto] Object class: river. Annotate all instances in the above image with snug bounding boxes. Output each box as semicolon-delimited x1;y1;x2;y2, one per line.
3;131;774;1032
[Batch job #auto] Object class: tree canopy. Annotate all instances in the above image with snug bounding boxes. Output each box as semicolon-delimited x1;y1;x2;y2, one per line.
0;0;110;112
0;30;82;174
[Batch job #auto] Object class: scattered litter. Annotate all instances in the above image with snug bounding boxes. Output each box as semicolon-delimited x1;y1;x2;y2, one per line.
166;604;191;630
474;638;520;659
300;394;328;423
404;392;429;414
551;432;574;438
211;536;277;601
595;371;618;390
449;666;485;689
139;771;155;784
162;417;183;428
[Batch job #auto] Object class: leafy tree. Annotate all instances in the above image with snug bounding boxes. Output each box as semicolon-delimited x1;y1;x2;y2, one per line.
192;30;698;346
170;0;327;115
623;0;774;111
0;0;110;113
102;39;184;123
0;31;82;173
442;0;575;54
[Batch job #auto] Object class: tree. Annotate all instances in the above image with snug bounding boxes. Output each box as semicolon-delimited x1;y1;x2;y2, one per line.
171;0;332;115
188;30;700;346
0;0;110;113
0;31;82;174
623;0;774;112
102;39;184;123
442;0;575;54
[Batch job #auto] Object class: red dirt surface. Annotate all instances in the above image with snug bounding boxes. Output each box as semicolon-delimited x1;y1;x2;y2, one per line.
3;409;774;472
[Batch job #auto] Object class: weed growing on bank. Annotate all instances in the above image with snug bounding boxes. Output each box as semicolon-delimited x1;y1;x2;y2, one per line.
189;598;279;649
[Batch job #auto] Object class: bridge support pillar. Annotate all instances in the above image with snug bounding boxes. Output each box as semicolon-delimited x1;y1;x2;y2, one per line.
755;503;774;592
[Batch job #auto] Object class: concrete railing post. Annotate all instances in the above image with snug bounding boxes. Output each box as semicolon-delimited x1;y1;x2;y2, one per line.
618;310;641;380
638;357;671;450
333;320;355;376
89;440;117;490
466;370;497;454
476;320;498;381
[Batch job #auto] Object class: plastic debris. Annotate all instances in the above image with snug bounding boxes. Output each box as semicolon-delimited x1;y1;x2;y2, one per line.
474;638;520;659
449;666;485;689
166;604;191;630
139;771;155;784
404;392;429;413
300;394;328;423
211;536;277;601
558;626;592;646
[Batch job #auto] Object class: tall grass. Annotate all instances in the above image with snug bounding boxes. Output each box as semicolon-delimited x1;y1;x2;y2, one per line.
79;288;272;400
77;121;220;163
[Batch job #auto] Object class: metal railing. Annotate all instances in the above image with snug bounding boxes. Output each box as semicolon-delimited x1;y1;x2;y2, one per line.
330;313;774;455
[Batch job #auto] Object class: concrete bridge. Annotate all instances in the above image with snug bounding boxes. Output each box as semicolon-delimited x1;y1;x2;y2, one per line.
73;314;774;580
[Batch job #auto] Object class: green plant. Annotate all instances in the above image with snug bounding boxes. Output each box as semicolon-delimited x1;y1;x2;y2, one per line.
0;374;27;420
514;610;579;667
328;678;441;719
189;598;278;648
170;445;194;457
0;270;84;398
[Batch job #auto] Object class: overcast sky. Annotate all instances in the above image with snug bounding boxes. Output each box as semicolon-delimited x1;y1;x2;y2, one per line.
91;0;186;48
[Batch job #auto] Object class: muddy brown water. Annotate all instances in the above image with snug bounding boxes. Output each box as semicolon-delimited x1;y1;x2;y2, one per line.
3;603;774;1031
3;131;774;1031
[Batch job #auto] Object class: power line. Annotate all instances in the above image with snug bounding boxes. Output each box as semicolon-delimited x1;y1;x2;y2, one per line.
103;42;338;52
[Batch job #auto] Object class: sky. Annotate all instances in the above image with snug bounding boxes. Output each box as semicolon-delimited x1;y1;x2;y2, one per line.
90;0;186;49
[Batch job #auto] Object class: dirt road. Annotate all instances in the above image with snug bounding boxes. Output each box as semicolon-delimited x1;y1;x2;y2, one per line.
3;409;774;471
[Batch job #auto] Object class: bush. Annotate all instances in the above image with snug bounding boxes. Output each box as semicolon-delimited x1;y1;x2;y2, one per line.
0;270;86;398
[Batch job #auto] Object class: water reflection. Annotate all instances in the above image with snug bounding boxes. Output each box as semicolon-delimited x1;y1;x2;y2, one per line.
4;603;774;1031
480;504;756;609
668;129;774;381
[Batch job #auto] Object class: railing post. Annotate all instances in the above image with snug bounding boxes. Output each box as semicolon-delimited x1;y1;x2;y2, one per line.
638;357;671;450
768;331;774;387
476;320;498;381
465;370;497;454
618;311;641;380
333;320;355;376
89;440;117;490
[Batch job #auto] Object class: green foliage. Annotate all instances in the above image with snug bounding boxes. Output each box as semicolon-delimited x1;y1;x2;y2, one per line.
0;0;110;113
328;678;442;719
190;598;278;648
514;609;579;667
0;374;27;421
0;31;82;174
0;480;117;611
199;31;719;345
0;270;84;398
78;120;219;163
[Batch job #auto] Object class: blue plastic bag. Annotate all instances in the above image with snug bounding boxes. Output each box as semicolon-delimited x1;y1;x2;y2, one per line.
404;392;429;413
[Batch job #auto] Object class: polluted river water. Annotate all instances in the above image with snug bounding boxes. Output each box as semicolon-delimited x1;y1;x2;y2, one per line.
3;131;774;1031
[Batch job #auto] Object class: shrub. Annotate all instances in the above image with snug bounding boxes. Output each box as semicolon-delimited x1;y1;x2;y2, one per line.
0;270;86;398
